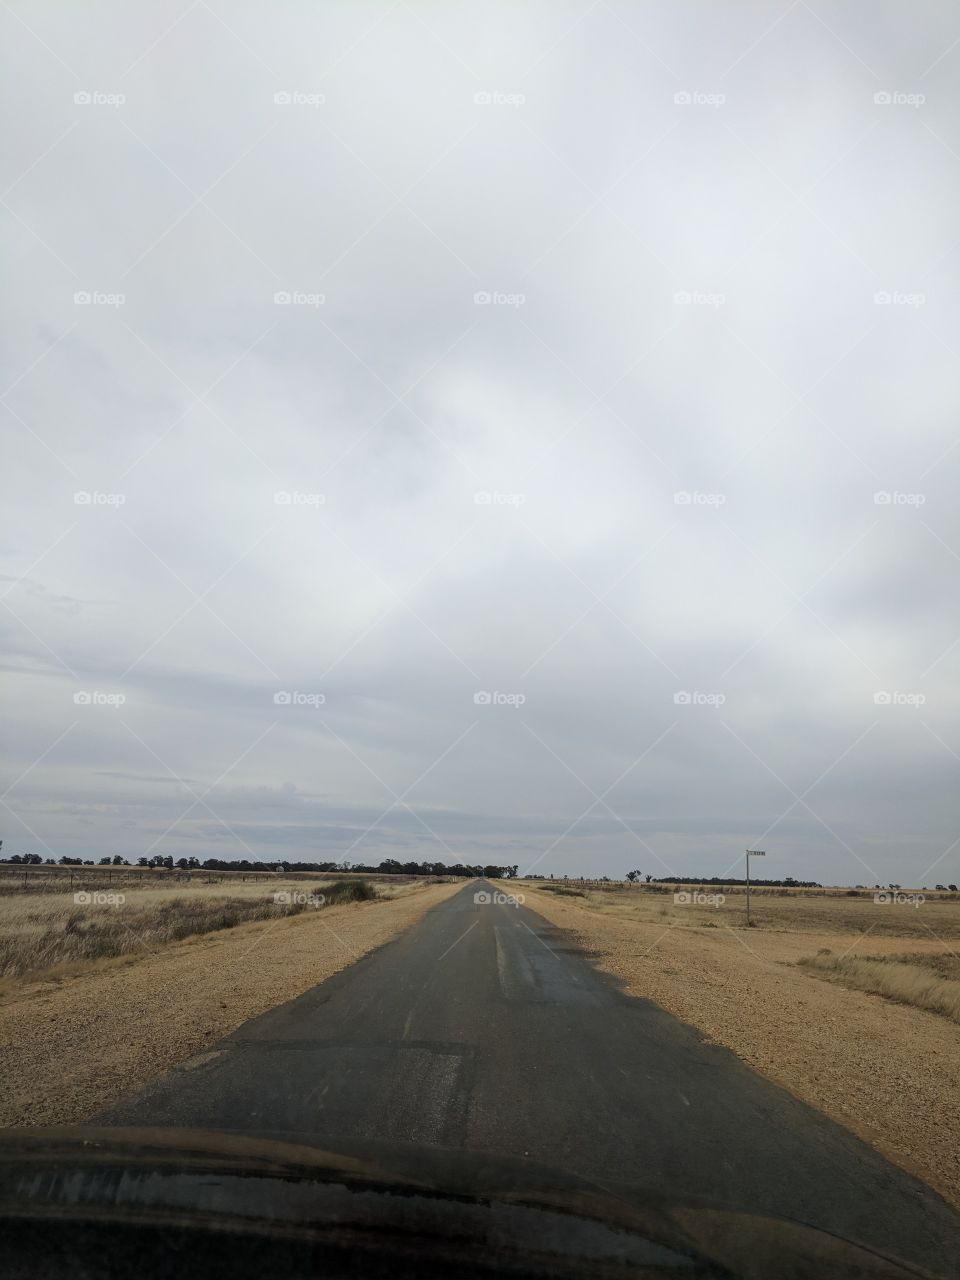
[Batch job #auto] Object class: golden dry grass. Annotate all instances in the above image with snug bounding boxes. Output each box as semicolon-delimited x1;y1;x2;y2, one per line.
518;881;960;1025
0;865;432;897
0;876;421;983
800;950;960;1023
520;881;960;939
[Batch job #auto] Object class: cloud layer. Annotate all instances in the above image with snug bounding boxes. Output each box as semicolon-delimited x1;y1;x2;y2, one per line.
3;2;960;887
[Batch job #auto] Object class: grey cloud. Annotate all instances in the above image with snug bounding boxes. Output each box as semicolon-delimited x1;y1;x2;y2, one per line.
2;3;959;888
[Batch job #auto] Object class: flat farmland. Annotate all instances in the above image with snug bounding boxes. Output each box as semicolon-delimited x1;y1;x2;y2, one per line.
525;880;960;937
0;868;452;985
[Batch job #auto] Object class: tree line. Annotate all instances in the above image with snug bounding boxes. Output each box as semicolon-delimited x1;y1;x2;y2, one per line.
1;853;519;879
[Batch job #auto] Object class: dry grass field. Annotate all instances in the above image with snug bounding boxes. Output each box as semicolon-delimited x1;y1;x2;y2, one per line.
0;868;447;986
529;882;960;1022
510;880;960;1210
799;950;960;1023
532;879;960;936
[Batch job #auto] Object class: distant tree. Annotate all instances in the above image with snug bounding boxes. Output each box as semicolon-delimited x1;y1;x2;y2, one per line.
98;857;111;865
950;884;958;892
625;870;641;883
644;874;653;883
112;855;127;865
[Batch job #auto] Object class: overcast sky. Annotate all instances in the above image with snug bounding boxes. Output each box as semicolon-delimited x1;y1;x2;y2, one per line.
3;1;959;886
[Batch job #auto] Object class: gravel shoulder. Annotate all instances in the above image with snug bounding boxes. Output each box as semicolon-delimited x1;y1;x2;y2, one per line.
516;886;960;1210
0;881;461;1127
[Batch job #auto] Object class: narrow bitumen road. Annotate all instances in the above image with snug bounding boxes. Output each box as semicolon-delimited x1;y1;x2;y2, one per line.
97;881;960;1274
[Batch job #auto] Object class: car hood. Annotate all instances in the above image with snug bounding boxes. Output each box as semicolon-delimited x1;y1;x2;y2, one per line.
0;1126;943;1280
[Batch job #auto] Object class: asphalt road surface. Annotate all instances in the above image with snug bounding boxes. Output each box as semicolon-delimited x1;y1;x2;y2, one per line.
97;880;960;1274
